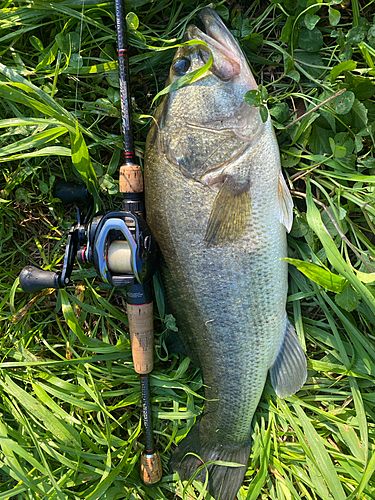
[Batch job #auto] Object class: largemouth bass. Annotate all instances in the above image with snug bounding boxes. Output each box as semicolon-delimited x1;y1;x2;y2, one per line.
144;8;307;499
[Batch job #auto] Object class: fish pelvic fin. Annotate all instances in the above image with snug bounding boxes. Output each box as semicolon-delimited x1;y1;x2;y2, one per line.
169;422;250;500
277;171;293;232
270;316;307;398
204;176;251;245
162;329;187;356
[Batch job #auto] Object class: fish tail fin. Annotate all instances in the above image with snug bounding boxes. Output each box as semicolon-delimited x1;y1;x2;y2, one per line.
270;316;307;398
169;422;250;500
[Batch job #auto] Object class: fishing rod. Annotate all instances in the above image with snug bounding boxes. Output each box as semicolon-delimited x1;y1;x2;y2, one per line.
113;0;162;485
19;0;162;486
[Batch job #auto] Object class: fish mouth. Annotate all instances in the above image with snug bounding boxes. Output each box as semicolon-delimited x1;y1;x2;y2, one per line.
185;8;242;81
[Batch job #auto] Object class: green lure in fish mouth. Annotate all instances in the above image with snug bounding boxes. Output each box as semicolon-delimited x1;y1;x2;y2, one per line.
186;11;241;82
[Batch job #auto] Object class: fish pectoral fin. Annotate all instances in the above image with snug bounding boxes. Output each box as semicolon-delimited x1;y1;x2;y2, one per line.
277;172;293;232
270;316;307;398
204;176;251;245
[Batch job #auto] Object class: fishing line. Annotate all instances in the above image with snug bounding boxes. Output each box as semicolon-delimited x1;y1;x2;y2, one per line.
75;0;85;118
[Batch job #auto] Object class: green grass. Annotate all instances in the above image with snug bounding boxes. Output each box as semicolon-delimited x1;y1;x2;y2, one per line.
1;0;375;498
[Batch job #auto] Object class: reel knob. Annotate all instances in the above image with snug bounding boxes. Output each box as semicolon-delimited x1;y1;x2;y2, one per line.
53;180;91;205
19;266;60;293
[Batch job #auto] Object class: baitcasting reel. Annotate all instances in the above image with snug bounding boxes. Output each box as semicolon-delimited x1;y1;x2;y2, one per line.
19;182;157;298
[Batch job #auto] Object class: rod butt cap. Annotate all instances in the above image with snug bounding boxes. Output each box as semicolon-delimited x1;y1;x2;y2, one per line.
140;451;162;486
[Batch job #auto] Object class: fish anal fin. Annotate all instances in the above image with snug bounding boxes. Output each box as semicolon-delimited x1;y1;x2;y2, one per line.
278;172;293;232
270;317;307;398
204;176;251;246
169;422;250;500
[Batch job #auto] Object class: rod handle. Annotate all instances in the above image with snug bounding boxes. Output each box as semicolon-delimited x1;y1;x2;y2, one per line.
19;266;60;293
119;163;143;194
140;450;162;486
127;302;154;374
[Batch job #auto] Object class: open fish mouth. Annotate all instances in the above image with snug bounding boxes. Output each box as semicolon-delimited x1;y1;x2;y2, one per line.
181;7;258;88
184;8;242;81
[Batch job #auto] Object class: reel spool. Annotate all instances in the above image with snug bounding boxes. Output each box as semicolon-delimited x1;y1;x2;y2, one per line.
107;240;132;274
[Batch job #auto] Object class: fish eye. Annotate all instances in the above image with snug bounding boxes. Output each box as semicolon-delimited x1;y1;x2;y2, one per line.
173;57;190;76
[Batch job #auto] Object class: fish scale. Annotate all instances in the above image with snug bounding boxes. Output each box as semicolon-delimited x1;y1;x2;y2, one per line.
145;8;307;499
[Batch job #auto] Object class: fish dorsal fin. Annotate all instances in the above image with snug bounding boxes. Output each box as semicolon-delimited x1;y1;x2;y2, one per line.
204;176;251;245
270;317;307;398
278;172;293;232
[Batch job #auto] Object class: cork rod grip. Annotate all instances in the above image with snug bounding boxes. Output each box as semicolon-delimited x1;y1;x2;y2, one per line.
119;164;143;194
140;452;162;485
127;302;154;374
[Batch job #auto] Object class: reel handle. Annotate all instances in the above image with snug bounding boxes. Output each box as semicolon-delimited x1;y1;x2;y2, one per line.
53;180;91;205
19;266;60;293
